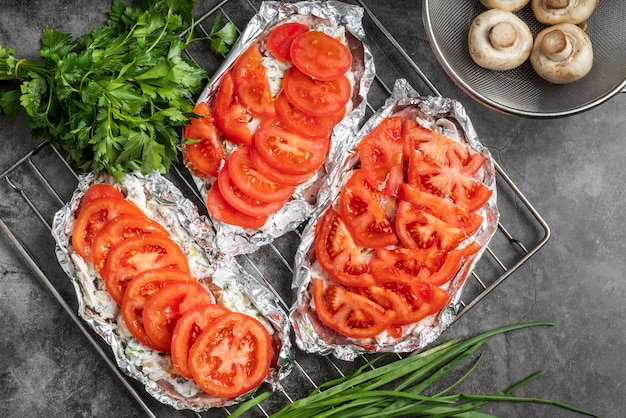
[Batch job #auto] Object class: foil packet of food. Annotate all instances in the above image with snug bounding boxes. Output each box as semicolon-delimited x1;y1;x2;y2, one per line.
51;171;293;411
290;79;500;361
187;0;375;255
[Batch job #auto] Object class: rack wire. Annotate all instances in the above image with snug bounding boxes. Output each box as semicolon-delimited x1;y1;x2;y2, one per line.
0;0;550;416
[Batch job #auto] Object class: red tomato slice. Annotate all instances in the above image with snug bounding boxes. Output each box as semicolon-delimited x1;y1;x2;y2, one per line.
315;208;376;288
171;303;231;379
376;246;446;278
312;278;397;339
206;181;269;229
217;163;288;217
183;101;225;178
227;145;296;203
121;268;196;351
253;119;330;176
232;44;276;119
90;214;170;273
290;30;352;81
266;22;310;62
398;183;483;237
336;170;398;249
275;91;342;139
248;144;316;186
72;196;145;261
188;311;273;398
142;280;216;352
358;116;404;196
78;184;124;212
101;233;190;306
407;151;493;213
213;71;253;145
283;66;351;117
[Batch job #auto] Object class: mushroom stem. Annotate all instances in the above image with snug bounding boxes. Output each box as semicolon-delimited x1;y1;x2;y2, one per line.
489;22;518;49
541;29;573;61
545;0;570;9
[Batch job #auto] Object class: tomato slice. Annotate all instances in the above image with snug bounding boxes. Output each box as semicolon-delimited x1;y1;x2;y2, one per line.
72;196;145;261
336;170;398;249
90;214;170;273
312;278;396;339
213;71;253;145
248;144;316;186
188;311;272;398
358;116;404;196
206;181;269;229
290;30;352;81
253;119;330;176
217;163;288;217
227;145;296;203
78;184;124;212
232;44;276;119
142;280;216;352
398;183;483;237
121;268;196;351
101;233;190;306
275;91;342;139
376;246;446;278
266;22;310;62
283;66;351;117
171;303;231;379
183;101;225;178
315;208;376;288
407;151;493;212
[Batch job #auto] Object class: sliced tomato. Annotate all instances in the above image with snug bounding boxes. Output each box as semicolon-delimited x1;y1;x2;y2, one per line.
188;311;273;398
217;163;288;217
358;116;404;196
171;303;230;379
312;278;396;339
398;182;483;237
266;22;310;62
213;71;253;145
376;246;446;278
336;169;398;249
142;280;216;352
227;145;295;203
275;91;342;139
249;144;316;186
253;119;330;175
282;66;351;117
121;268;196;351
290;30;352;81
183;101;225;178
408;151;493;212
101;233;190;306
206;181;269;229
315;208;376;288
232;44;276;119
72;197;145;261
78;184;124;212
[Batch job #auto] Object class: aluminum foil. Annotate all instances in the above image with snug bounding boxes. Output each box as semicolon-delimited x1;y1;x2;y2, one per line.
290;79;500;361
51;171;293;411
189;0;375;255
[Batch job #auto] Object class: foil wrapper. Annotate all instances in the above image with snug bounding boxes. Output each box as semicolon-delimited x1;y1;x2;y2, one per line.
189;0;375;255
290;79;500;361
51;171;293;411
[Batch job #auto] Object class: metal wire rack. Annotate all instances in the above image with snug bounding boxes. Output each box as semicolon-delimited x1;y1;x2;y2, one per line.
0;0;550;417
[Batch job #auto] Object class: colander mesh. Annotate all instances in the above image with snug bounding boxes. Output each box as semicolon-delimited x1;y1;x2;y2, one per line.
424;0;626;116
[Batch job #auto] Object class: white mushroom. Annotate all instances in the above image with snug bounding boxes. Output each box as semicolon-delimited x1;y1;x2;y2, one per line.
531;0;599;25
480;0;531;12
468;9;533;71
530;23;593;83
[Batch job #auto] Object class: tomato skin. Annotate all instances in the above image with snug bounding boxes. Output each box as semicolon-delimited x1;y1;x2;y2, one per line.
232;44;276;119
206;181;269;229
101;233;190;306
121;268;196;351
142;280;216;352
183;101;225;178
290;30;352;81
188;311;273;398
283;66;351;117
266;22;310;62
78;184;124;212
275;91;341;139
171;303;230;379
312;278;396;339
213;71;253;145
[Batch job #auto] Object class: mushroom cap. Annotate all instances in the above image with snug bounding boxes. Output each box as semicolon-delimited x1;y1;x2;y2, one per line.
480;0;531;12
531;0;598;25
530;23;593;83
468;9;534;71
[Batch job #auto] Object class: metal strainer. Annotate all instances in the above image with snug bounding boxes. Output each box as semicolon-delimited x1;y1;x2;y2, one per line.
422;1;626;117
